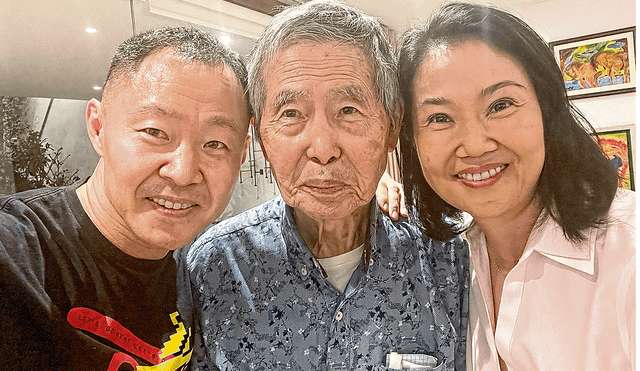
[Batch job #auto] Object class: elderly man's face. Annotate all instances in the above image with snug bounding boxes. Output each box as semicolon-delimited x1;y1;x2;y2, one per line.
259;42;397;221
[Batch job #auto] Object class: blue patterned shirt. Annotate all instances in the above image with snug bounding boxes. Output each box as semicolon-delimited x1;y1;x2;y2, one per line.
186;196;468;370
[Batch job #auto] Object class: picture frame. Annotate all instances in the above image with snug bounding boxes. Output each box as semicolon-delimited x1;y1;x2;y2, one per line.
595;127;635;190
550;27;636;99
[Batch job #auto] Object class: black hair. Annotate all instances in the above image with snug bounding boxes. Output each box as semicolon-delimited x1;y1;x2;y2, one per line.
397;2;618;242
104;27;249;114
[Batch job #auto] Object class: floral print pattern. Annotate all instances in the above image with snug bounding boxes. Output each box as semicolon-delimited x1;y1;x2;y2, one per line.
186;197;468;370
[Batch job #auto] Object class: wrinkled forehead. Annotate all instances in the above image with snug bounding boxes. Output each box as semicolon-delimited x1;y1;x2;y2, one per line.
263;41;376;96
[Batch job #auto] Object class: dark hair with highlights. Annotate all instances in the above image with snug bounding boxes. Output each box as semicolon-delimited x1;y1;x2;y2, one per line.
397;2;618;242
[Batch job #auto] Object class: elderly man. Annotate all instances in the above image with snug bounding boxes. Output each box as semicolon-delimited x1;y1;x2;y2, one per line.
0;27;250;370
186;1;469;370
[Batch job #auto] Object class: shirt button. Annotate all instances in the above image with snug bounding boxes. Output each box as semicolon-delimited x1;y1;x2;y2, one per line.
369;258;374;266
301;267;308;276
335;311;343;321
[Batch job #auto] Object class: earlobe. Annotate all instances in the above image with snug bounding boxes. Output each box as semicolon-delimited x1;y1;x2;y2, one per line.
86;98;105;157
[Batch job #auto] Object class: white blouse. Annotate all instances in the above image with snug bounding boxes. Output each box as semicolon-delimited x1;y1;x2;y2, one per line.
466;189;635;371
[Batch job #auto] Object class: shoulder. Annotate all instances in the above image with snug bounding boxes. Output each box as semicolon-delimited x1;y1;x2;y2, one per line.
186;197;284;264
0;187;70;236
380;213;468;263
593;189;636;251
607;188;635;227
203;196;282;238
0;188;70;290
595;189;636;256
0;187;67;213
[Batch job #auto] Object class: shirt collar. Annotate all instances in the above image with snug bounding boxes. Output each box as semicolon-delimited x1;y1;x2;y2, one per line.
466;214;596;275
529;215;595;275
280;200;318;279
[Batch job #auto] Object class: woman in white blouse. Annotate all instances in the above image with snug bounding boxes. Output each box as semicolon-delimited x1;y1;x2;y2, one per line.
379;2;635;370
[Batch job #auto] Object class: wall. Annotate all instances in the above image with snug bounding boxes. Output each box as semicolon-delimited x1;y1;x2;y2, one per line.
512;0;636;168
27;98;100;181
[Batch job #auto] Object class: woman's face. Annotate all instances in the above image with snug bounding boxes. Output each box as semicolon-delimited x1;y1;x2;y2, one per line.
412;40;545;222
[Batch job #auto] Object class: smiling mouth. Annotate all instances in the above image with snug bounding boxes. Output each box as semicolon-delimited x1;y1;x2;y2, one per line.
456;164;507;181
150;198;195;210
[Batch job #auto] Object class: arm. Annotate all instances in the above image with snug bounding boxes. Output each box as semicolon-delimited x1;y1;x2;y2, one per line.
0;219;61;369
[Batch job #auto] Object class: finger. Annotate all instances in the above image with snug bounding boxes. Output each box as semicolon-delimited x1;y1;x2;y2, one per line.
388;186;400;221
376;187;389;212
399;188;408;218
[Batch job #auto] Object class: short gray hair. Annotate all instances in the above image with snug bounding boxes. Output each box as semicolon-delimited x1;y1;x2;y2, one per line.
104;27;248;111
247;0;401;135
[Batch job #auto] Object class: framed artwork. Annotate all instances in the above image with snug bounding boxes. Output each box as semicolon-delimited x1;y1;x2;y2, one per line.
550;27;636;99
595;128;635;190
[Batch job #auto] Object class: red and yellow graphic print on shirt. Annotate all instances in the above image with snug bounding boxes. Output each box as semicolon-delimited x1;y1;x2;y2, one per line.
68;307;192;370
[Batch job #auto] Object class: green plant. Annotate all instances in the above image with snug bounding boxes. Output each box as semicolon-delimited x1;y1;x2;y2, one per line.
1;97;80;192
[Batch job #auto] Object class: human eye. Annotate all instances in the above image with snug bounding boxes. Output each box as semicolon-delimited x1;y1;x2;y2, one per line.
204;140;228;150
142;127;168;140
426;113;453;125
339;106;358;115
417;112;454;131
488;98;515;114
282;109;299;118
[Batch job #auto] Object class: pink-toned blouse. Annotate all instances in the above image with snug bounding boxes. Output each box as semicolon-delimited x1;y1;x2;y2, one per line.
466;189;635;370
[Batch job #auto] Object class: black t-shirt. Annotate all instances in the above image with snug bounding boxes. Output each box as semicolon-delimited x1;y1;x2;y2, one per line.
0;187;192;370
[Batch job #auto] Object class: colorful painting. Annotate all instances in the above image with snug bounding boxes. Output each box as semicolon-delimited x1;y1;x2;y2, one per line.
550;27;636;99
596;129;635;190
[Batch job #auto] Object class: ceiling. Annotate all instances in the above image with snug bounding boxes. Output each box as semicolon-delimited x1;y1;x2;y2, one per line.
0;0;551;101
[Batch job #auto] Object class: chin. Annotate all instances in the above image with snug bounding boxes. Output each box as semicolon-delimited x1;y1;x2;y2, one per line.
304;200;364;221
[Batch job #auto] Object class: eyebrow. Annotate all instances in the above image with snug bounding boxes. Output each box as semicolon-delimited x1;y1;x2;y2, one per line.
417;80;528;108
271;90;308;112
330;85;367;104
135;104;238;130
204;115;238;130
481;80;526;96
134;105;183;120
417;96;450;108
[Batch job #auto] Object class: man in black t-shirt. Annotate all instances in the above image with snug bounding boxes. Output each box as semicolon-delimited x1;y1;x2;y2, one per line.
0;27;251;370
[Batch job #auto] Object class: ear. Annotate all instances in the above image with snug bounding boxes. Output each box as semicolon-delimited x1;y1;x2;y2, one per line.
86;98;105;157
241;120;252;164
387;101;404;152
254;117;270;163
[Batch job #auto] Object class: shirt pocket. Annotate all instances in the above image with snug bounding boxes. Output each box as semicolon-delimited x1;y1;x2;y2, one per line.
380;338;444;370
384;352;444;370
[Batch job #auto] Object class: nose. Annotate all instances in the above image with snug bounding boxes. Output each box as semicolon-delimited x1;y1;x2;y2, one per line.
455;117;498;158
158;144;204;186
304;114;341;165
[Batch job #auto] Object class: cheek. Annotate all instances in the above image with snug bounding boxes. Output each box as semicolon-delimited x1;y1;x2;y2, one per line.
262;139;302;182
414;132;447;170
517;120;546;172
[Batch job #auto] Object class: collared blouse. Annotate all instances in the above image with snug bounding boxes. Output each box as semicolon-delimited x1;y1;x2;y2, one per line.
466;189;635;370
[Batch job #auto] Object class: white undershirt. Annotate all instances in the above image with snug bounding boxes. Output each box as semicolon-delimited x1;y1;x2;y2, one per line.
316;244;364;293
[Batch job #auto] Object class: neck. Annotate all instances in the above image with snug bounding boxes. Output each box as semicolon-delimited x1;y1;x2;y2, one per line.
293;203;370;259
475;199;543;272
76;162;168;260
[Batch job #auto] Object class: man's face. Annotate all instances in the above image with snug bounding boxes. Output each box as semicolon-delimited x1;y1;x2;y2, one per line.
92;49;250;258
259;42;397;221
